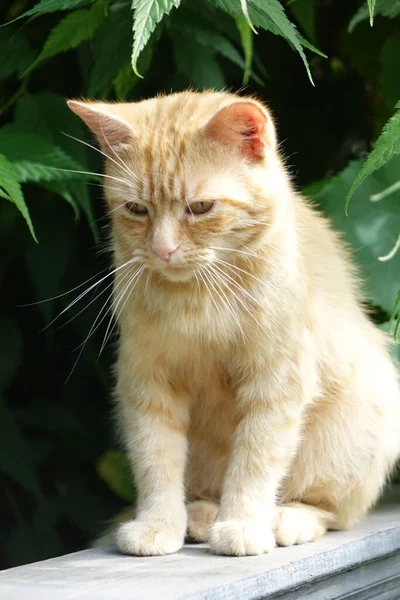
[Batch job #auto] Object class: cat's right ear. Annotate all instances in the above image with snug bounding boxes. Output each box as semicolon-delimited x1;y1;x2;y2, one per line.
67;100;135;153
204;100;276;160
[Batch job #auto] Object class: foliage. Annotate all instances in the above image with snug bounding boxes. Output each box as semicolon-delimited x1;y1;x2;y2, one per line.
0;0;399;569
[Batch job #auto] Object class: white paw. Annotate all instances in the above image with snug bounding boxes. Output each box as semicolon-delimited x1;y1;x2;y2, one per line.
274;506;325;546
209;520;275;556
117;521;184;556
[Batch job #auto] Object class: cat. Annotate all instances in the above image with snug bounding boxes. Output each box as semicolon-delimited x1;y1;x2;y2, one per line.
68;91;400;557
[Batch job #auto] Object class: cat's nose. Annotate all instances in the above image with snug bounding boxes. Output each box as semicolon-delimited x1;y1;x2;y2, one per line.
152;245;178;262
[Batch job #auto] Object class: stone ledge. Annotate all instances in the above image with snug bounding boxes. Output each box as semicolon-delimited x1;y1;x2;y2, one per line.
1;498;400;599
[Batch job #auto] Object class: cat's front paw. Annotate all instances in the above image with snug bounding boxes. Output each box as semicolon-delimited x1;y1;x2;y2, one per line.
209;520;275;556
117;521;184;556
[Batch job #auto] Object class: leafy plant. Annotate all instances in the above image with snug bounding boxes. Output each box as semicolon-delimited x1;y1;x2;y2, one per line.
0;0;399;570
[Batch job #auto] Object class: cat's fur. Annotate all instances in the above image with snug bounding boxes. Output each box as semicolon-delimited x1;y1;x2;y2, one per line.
69;91;400;556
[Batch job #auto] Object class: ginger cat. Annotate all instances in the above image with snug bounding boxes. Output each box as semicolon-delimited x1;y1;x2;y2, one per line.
68;91;400;556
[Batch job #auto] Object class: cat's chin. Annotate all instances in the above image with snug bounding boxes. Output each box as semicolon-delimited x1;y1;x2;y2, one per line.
158;265;197;283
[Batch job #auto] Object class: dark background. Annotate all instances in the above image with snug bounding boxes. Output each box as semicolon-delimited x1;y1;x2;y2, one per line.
1;0;399;570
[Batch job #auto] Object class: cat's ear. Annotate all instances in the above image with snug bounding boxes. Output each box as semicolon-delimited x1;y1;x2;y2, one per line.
204;100;276;160
67;100;135;153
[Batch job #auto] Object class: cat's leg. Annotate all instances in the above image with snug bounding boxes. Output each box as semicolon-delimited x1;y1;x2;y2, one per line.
186;501;220;542
209;352;314;556
273;502;333;546
116;379;190;556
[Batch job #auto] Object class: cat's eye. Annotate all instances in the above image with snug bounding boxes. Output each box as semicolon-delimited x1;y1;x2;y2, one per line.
125;202;148;215
187;201;214;215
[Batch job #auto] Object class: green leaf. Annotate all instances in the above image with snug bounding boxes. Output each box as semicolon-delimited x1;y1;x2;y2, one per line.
210;0;321;84
175;22;245;70
131;0;181;76
97;450;136;503
88;4;132;96
114;63;138;101
5;0;94;22
172;34;227;90
235;17;253;85
306;157;400;314
27;10;93;73
287;0;316;44
345;103;400;212
368;0;377;26
239;0;255;32
42;181;80;220
349;0;400;32
0;128;90;185
13;93;99;240
0;154;36;242
68;181;99;243
0;28;34;79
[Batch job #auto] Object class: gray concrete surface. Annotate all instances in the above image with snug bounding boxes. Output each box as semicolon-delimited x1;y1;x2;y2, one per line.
1;498;400;599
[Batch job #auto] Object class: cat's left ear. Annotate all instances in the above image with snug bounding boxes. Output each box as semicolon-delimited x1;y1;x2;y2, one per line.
67;100;135;153
204;100;276;160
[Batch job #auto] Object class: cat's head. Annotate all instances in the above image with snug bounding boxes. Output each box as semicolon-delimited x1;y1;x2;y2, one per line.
68;91;287;283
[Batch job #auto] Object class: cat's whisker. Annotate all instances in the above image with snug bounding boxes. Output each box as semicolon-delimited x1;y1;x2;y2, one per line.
197;269;224;326
52;265;134;332
100;265;145;355
61;132;139;184
98;121;141;185
18;265;111;307
194;272;202;294
55;272;121;332
66;265;142;381
204;266;247;343
214;258;266;287
48;166;132;188
144;270;152;296
42;257;138;331
75;269;133;352
210;246;265;260
213;262;273;319
87;181;130;195
210;263;271;338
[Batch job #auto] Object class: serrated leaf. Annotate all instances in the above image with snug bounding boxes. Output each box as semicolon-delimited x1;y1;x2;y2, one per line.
0;128;90;184
27;10;93;73
349;0;400;32
0;153;36;242
288;0;316;44
97;450;136;503
211;0;320;84
5;0;94;22
131;0;181;76
345;104;400;212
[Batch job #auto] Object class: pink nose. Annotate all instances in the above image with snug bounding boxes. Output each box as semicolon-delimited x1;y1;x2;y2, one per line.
152;247;176;262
